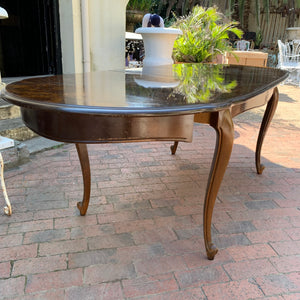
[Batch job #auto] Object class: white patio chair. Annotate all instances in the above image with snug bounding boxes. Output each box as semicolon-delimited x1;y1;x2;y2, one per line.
234;40;250;51
277;40;300;86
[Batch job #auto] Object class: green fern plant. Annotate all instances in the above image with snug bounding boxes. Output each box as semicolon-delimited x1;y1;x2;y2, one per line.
172;6;243;63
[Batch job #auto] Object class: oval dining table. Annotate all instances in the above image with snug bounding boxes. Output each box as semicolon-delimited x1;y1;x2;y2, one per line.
1;64;288;260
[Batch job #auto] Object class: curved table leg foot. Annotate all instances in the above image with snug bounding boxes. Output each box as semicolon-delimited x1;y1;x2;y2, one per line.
255;87;279;175
204;110;234;260
206;242;218;260
171;141;179;155
76;144;91;216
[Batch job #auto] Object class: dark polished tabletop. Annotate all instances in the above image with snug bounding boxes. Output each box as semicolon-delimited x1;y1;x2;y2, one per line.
2;64;288;115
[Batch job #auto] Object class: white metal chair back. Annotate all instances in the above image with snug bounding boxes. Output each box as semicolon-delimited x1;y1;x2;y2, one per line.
277;40;300;86
234;40;250;51
277;40;300;68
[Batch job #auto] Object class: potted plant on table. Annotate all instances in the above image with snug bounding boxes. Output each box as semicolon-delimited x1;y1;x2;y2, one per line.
172;6;243;63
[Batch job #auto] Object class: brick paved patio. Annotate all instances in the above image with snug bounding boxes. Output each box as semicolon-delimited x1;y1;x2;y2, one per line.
0;85;299;299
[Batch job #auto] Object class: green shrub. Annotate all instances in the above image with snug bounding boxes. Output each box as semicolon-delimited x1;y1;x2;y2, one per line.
127;0;154;11
172;6;243;63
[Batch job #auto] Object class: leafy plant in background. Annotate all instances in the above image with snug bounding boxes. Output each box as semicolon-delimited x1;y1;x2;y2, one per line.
172;6;243;63
255;30;263;48
173;63;237;103
154;0;214;19
126;0;155;31
127;0;155;12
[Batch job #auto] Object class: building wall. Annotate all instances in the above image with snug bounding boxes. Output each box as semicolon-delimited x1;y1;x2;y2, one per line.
89;0;128;71
59;0;83;74
59;0;129;74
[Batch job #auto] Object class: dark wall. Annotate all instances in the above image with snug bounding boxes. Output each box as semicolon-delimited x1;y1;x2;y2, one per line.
0;0;62;77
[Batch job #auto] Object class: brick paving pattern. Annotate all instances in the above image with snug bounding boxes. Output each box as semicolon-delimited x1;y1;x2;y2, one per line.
0;85;299;299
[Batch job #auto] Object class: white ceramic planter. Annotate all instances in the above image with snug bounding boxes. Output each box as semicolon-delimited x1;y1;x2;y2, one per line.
134;65;179;88
135;27;182;67
286;27;300;41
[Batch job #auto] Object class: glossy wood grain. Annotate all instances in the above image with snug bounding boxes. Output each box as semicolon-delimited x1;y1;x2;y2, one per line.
2;65;287;114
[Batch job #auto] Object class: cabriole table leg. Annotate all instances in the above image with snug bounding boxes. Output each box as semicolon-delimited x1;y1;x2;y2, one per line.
255;87;279;174
204;109;234;259
76;144;91;216
170;141;179;155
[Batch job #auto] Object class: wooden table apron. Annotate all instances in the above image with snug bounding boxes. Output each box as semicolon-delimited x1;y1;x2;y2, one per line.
12;85;278;260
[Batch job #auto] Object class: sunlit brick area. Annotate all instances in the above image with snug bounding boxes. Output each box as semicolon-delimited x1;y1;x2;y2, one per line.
0;85;299;299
